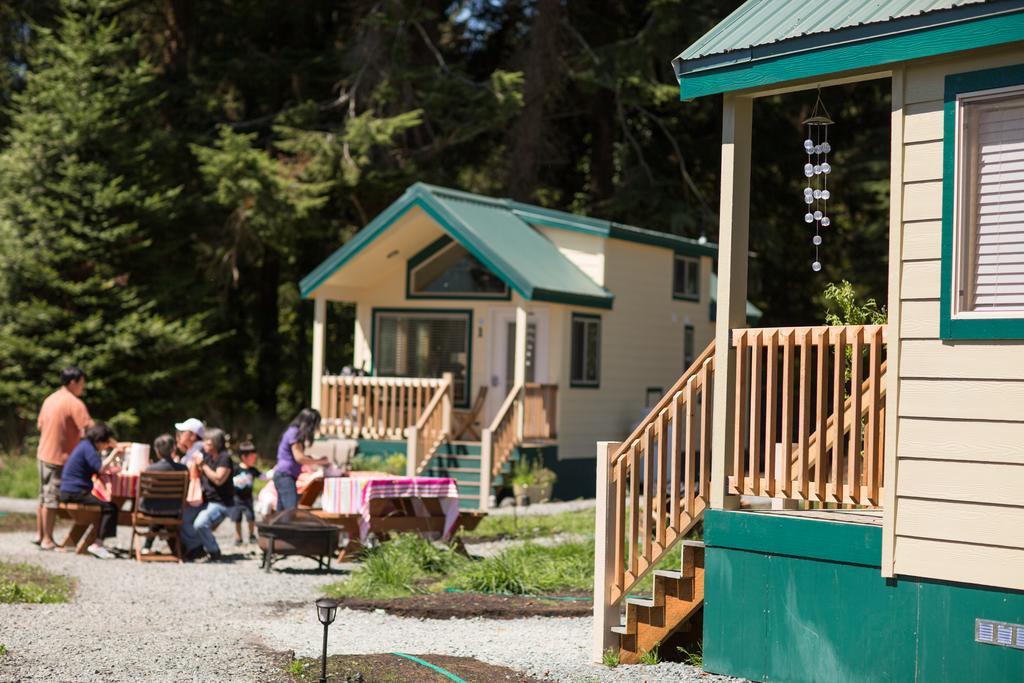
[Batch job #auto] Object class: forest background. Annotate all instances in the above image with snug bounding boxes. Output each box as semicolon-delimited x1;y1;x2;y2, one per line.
0;0;889;450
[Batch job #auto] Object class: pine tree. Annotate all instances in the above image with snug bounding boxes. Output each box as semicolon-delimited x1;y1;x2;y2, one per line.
0;0;208;444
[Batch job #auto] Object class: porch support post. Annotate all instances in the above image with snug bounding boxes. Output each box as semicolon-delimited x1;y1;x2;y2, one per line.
514;304;528;439
592;440;622;662
710;94;752;511
311;296;327;411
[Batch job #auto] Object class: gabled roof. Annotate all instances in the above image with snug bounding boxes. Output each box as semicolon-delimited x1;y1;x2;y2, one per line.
300;183;716;308
710;273;763;322
673;0;1024;100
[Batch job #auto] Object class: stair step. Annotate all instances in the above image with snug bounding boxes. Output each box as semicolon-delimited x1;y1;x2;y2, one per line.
653;570;683;580
610;625;630;635
625;597;655;608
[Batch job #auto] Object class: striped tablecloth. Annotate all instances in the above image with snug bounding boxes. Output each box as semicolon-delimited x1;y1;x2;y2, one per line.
91;472;139;502
321;476;460;541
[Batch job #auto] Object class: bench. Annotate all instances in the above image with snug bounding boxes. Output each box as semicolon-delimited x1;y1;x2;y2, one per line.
56;502;102;555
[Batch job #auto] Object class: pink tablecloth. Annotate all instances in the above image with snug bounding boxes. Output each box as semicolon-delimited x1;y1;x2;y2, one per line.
321;476;460;541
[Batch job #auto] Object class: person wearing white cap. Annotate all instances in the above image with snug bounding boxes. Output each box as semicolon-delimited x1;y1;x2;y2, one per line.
173;417;205;463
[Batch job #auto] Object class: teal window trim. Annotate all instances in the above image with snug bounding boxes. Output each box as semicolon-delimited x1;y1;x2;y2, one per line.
940;63;1024;340
405;235;511;301
678;11;1024;100
570;313;601;388
369;307;474;408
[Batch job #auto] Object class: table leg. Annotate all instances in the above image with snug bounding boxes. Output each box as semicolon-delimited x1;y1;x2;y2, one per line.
263;536;275;573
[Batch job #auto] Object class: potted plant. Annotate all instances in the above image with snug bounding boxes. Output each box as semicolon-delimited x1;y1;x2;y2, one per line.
510;458;533;506
526;462;556;504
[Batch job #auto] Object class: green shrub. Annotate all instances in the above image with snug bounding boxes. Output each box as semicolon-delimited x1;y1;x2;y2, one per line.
349;452;406;475
464;509;594;541
638;647;660;665
0;455;39;499
325;533;462;599
446;539;594;594
0;561;74;603
602;648;620;668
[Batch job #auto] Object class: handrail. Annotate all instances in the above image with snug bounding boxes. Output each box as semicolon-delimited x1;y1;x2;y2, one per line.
729;324;887;505
611;341;716;467
606;344;715;603
523;383;558;440
320;375;447;440
486;383;524;478
405;373;453;476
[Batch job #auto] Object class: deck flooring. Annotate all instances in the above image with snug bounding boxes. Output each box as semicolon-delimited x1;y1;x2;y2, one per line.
744;507;884;526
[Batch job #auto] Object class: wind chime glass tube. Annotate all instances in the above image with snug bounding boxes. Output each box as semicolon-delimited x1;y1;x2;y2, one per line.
802;95;833;272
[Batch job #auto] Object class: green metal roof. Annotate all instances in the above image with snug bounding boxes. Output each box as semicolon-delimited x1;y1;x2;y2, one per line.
674;0;1024;99
710;273;763;323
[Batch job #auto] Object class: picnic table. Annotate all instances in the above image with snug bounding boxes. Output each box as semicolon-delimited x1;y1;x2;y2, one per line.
310;475;485;559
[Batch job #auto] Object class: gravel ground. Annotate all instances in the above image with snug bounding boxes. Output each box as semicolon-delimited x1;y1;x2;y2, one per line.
491;498;596;516
0;520;737;682
0;496;38;514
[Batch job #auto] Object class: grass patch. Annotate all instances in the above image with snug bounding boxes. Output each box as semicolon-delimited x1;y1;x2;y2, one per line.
638;646;660;665
0;560;75;603
0;456;38;499
463;509;594;541
0;644;7;657
324;534;595;599
349;453;406;475
0;512;39;533
678;642;703;668
602;648;620;668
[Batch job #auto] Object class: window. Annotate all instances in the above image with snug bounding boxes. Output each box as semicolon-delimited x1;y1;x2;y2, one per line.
571;314;600;387
505;321;536;393
942;65;1024;339
684;324;695;368
409;240;508;299
673;255;700;300
373;310;471;405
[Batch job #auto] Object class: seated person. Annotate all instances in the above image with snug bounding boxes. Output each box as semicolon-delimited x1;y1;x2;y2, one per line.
140;434;187;554
58;422;124;560
229;441;260;546
180;428;233;561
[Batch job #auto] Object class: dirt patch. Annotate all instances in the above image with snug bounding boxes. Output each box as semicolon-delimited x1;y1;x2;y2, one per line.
288;653;544;682
333;590;591;620
0;512;70;534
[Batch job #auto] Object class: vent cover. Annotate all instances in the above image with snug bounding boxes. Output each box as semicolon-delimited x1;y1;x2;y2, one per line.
975;619;1024;650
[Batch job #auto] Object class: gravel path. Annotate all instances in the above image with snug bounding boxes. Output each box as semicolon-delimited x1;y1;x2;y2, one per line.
491;498;596;516
0;496;38;514
0;523;738;682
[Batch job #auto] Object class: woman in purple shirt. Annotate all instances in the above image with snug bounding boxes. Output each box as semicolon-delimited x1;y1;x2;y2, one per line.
272;408;328;511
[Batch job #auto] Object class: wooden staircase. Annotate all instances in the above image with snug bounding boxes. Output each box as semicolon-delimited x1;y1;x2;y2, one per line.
612;541;706;664
421;440;549;510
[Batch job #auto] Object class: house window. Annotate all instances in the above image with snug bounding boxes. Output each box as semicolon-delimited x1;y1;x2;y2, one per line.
571;314;600;387
373;310;471;406
673;255;700;300
409;240;508;299
942;65;1024;339
684;324;695;368
505;321;536;393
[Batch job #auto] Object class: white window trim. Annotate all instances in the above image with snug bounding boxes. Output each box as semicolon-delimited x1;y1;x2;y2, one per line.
951;83;1024;320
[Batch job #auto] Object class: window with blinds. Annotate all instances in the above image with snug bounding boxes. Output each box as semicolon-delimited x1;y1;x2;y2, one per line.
373;311;470;405
570;314;600;387
956;89;1024;315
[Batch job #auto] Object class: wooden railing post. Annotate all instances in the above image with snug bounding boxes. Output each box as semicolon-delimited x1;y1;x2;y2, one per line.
592;440;621;663
405;426;418;478
480;428;494;511
441;372;454;437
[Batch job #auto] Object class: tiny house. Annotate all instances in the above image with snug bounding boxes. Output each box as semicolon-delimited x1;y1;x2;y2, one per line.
301;183;759;508
592;2;1024;680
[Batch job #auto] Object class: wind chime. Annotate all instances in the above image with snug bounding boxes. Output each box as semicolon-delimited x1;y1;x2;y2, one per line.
802;91;833;272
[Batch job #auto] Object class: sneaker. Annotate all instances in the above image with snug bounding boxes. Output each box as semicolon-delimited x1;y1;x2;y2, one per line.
87;544;113;560
208;552;223;562
140;546;153;555
248;535;257;544
233;539;244;547
184;547;207;562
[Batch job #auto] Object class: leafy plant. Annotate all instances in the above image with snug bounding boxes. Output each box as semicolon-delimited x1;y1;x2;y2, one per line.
678;642;703;668
325;534;462;599
349;453;406;476
286;659;303;675
823;280;887;326
602;648;620;668
510;457;534;486
465;509;594;541
638;647;660;665
0;455;39;499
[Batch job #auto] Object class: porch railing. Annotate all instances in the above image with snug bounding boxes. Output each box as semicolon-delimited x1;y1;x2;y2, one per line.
729;324;887;506
480;382;559;509
319;375;449;440
406;373;454;475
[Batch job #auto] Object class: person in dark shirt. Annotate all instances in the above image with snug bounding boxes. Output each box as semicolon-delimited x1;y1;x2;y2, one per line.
228;441;261;546
181;428;233;561
140;434;187;555
58;423;124;559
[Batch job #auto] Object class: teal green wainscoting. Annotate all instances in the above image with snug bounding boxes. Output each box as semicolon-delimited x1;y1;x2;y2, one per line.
702;510;1024;683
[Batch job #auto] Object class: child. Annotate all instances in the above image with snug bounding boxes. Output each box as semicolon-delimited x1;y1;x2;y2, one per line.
229;441;260;545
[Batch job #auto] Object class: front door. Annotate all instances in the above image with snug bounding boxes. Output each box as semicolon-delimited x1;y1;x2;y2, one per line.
488;308;548;421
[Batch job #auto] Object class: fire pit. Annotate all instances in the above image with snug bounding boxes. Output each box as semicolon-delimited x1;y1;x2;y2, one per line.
256;508;343;572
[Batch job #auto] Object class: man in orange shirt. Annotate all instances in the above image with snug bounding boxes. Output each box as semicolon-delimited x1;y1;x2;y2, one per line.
34;366;93;550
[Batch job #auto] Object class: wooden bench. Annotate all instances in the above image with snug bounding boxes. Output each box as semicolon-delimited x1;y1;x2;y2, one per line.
56;502;102;555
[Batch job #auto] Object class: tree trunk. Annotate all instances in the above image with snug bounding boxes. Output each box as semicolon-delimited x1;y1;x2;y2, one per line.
589;88;615;201
256;249;281;414
507;0;562;202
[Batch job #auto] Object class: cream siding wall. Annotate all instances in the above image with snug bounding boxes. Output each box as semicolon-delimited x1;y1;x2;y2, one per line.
891;45;1024;591
537;227;606;286
555;240;715;460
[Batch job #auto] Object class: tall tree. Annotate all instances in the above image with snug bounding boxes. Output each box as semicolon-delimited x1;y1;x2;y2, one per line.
0;0;207;444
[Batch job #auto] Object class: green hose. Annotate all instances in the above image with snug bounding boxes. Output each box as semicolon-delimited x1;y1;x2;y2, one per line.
389;653;467;682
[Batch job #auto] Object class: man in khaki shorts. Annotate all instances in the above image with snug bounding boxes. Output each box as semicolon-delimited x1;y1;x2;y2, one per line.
34;366;92;550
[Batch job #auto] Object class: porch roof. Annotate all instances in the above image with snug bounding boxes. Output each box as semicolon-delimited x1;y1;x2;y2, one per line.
673;0;1024;100
300;183;717;308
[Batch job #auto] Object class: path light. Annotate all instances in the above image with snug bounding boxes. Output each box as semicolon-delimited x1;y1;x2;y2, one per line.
315;597;339;683
801;88;834;272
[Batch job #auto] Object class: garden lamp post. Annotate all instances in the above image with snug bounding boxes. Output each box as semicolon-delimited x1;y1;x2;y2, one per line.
315;597;339;683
